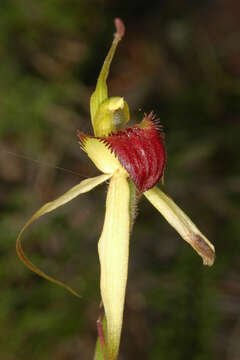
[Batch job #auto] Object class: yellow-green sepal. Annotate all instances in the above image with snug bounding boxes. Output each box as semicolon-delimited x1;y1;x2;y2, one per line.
90;19;126;136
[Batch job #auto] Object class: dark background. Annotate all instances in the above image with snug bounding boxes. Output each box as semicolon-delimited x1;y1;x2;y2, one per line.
1;1;240;359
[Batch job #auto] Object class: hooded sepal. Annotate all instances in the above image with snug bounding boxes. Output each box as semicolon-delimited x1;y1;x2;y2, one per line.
90;18;125;133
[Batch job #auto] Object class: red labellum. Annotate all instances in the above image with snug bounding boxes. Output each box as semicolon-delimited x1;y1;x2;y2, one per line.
100;112;166;192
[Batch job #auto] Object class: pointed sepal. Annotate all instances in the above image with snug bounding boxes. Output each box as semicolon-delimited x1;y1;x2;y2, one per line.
90;18;125;133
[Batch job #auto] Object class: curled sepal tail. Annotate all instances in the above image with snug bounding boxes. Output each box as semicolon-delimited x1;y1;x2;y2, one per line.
16;174;112;297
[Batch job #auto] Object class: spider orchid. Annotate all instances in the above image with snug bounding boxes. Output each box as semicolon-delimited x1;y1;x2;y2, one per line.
17;18;215;360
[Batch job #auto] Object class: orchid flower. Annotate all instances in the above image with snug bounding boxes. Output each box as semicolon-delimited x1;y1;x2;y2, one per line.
16;18;215;360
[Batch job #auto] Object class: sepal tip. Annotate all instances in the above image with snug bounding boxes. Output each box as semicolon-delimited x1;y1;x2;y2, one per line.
114;18;125;39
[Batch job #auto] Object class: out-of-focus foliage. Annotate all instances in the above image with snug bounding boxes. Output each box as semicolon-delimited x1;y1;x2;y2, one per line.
1;1;240;359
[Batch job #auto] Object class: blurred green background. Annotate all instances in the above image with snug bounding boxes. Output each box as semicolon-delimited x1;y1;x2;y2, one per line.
1;1;240;359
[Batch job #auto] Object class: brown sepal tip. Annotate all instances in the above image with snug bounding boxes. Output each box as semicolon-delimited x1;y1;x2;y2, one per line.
191;233;216;267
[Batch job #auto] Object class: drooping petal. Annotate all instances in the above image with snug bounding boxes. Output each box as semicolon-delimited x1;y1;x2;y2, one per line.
144;186;215;266
16;174;112;297
90;18;125;128
98;172;130;360
100;112;166;192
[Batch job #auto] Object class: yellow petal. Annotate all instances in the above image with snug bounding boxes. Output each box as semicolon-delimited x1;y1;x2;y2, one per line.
16;174;112;297
90;20;124;126
81;136;127;176
98;172;130;360
144;186;215;266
